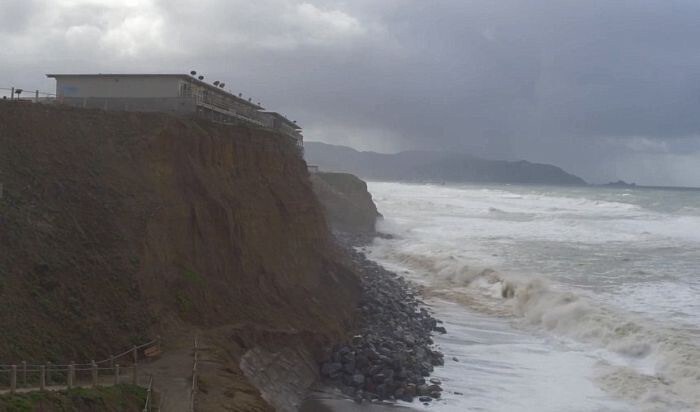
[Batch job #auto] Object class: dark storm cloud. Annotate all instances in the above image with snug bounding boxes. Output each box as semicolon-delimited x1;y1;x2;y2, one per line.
2;0;700;185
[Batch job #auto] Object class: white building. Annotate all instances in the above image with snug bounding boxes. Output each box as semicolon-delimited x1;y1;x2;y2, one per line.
46;73;303;145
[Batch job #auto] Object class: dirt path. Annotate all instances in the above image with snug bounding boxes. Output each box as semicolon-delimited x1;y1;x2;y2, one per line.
140;336;196;412
192;330;274;412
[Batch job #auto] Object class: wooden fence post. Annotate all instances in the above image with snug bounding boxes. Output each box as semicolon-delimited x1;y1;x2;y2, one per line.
132;364;138;385
91;361;98;387
110;355;115;369
35;90;39;102
10;365;16;394
68;363;74;389
21;361;26;388
114;364;120;385
46;361;52;386
39;366;46;391
133;345;139;385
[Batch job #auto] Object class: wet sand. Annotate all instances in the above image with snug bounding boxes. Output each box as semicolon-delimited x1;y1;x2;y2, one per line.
300;388;411;411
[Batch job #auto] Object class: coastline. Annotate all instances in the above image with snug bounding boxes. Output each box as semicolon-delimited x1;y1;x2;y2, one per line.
310;231;447;408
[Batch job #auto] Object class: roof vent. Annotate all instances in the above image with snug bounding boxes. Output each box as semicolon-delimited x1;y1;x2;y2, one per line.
190;70;197;76
198;75;204;80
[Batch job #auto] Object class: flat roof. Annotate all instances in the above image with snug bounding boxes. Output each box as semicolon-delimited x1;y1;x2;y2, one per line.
46;73;264;109
47;74;186;77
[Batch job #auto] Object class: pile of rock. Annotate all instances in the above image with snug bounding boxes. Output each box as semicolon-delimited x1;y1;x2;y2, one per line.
321;236;446;404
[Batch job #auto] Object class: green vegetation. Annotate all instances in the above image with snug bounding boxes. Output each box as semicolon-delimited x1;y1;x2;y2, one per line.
182;268;206;286
176;268;205;315
0;384;146;411
175;290;193;314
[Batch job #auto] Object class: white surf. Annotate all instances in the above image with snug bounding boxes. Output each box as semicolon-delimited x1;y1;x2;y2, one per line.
365;182;700;412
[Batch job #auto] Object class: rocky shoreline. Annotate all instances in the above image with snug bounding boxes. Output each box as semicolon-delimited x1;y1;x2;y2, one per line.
320;232;446;405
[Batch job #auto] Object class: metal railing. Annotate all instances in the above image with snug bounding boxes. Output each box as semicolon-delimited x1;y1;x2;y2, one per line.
0;87;56;102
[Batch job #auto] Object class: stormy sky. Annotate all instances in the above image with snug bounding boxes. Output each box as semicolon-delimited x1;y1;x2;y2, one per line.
2;0;700;186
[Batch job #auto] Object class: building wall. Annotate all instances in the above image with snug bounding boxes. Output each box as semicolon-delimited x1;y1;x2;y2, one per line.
50;75;302;143
56;76;182;98
60;96;197;114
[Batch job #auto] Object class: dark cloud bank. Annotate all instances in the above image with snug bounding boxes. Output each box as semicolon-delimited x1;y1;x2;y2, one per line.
3;0;700;186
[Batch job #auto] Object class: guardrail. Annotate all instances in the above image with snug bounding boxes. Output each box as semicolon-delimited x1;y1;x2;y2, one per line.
0;338;161;394
197;100;265;127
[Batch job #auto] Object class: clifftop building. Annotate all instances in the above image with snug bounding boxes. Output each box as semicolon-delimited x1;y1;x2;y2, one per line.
47;73;303;146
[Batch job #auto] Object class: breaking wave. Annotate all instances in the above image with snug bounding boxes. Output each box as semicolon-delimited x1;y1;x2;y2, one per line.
369;246;700;411
366;181;700;411
487;207;537;221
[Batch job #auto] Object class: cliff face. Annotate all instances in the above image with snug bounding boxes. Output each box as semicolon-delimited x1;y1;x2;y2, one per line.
310;172;381;233
0;103;359;406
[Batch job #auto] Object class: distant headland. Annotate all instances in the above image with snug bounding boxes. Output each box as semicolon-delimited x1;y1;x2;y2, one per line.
304;142;587;186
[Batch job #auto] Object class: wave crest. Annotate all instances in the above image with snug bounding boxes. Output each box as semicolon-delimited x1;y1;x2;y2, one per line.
369;246;700;411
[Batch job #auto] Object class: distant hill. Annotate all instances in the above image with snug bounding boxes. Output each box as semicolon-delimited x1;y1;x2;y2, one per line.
305;142;587;185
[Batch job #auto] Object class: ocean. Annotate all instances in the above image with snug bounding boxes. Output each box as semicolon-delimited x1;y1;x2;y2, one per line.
364;182;700;412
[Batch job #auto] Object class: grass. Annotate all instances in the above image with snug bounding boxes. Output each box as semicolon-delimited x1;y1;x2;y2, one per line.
182;268;206;286
0;384;147;411
175;291;192;314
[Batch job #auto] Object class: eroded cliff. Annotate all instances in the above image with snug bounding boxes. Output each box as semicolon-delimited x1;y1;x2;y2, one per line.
0;103;360;409
310;172;381;234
